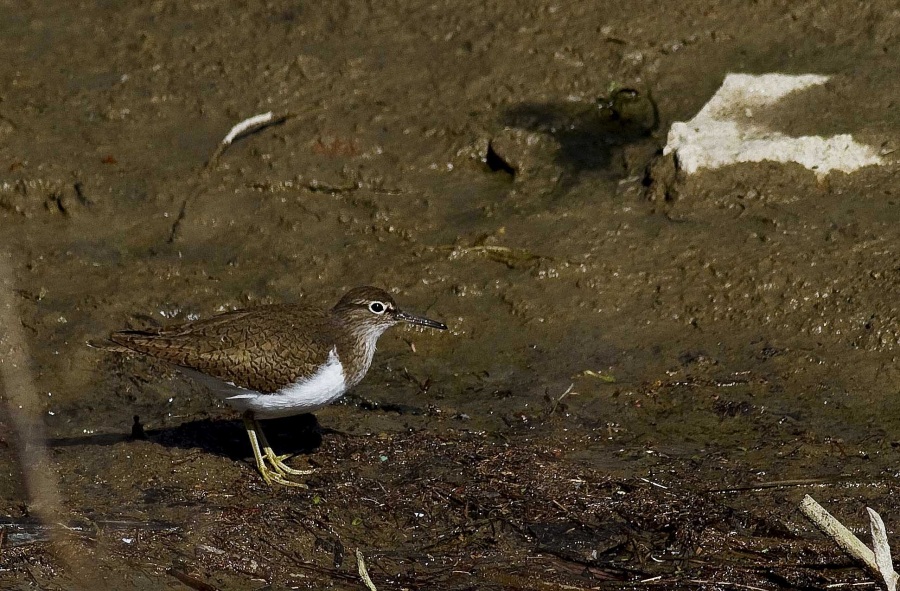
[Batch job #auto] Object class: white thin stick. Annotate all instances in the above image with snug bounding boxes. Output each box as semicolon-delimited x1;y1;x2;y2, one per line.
356;548;378;591
799;495;885;578
687;580;768;591
867;508;898;591
207;111;296;167
222;112;274;145
549;383;574;414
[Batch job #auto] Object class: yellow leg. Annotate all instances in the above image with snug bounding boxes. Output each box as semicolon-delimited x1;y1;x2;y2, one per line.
242;415;307;487
254;419;315;476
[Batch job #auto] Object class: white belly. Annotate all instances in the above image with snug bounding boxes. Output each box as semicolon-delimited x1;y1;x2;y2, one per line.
183;348;349;419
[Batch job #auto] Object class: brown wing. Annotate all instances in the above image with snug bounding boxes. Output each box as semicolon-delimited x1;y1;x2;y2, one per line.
109;304;335;393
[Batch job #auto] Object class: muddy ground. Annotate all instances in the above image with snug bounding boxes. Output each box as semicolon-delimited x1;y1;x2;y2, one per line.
2;1;900;589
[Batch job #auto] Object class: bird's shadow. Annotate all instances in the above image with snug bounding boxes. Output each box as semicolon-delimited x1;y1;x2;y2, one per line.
48;413;324;463
497;89;660;188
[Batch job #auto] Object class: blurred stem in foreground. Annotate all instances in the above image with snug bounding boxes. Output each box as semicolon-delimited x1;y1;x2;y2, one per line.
0;252;92;587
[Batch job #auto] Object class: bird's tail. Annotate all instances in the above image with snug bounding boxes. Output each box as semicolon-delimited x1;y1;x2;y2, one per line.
86;338;134;353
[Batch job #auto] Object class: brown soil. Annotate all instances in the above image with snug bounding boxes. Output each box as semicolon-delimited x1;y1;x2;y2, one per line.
2;1;900;589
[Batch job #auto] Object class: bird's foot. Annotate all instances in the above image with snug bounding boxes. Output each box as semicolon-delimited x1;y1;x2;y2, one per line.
244;415;309;488
264;450;314;477
257;461;308;488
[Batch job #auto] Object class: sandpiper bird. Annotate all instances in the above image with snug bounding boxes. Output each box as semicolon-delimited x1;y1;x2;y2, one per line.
102;286;447;486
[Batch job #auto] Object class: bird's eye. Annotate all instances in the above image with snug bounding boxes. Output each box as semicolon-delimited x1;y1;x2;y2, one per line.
368;301;386;314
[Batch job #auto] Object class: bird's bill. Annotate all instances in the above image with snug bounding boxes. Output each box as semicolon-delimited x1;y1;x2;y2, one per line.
394;310;447;330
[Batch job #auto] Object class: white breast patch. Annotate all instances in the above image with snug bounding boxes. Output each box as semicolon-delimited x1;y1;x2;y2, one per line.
210;347;348;419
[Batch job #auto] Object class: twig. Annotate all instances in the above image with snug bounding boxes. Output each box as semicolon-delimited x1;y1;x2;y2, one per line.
637;477;669;490
800;495;878;572
710;478;835;493
868;508;899;591
440;244;546;270
166;568;221;591
549;383;574;415
165;110;300;243
800;495;898;589
356;549;378;591
166;196;189;244
206;111;295;168
259;533;359;582
0;517;178;547
686;580;768;591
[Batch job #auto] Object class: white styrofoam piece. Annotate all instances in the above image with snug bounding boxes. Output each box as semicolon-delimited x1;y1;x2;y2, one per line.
664;73;883;178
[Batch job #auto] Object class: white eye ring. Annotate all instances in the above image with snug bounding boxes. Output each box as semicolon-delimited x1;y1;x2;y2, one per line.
369;301;386;314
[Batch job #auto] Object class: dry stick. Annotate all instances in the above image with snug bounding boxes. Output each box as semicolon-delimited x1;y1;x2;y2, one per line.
868;508;899;591
169;111;299;243
548;383;574;415
166;195;191;244
0;253;92;586
799;495;887;578
356;549;378;591
206;111;297;168
166;568;221;591
710;477;836;493
685;580;768;591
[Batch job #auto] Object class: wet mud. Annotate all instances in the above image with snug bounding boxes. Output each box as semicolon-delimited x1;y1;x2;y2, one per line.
3;1;900;589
